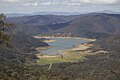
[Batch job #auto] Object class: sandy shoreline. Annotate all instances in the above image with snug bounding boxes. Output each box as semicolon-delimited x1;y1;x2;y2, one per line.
34;36;96;42
36;42;108;60
43;40;55;43
36;43;93;59
36;46;52;51
34;36;97;64
35;36;95;57
71;43;93;51
36;41;108;65
35;42;95;65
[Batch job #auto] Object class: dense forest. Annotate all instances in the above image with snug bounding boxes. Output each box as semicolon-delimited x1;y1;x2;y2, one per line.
0;14;48;79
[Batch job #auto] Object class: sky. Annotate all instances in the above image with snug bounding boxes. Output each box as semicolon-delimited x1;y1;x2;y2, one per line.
0;0;120;13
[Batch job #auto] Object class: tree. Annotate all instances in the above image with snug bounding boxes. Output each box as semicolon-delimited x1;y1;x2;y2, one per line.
0;13;14;47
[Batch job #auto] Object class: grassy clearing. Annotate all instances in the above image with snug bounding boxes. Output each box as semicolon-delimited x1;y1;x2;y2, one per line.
37;57;68;65
36;50;88;65
63;50;87;61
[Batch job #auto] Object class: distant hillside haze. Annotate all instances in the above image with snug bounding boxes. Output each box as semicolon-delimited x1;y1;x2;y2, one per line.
6;10;120;18
7;13;120;38
6;12;82;18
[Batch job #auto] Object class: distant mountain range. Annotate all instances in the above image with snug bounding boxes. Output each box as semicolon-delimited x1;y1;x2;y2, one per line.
6;13;29;18
7;13;120;39
6;10;120;18
96;10;120;14
7;15;80;26
7;14;81;35
6;12;82;18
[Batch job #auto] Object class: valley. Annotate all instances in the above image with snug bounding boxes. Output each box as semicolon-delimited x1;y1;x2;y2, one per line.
0;13;120;80
35;37;95;64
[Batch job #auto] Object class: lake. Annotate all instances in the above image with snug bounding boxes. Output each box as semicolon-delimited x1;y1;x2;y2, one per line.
38;37;89;55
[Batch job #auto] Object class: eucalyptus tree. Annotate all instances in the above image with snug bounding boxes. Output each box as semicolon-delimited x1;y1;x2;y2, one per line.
0;13;14;47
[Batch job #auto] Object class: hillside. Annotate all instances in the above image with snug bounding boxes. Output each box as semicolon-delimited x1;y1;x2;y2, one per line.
7;15;80;26
50;13;120;38
0;31;49;63
7;13;120;39
1;35;120;80
6;15;80;35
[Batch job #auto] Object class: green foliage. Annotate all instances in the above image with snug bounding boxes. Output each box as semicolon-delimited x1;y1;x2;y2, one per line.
0;32;12;47
0;13;6;20
0;13;14;47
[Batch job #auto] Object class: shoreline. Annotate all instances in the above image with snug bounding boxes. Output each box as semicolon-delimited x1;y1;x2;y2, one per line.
43;40;55;43
71;43;93;51
34;36;97;64
36;46;52;51
34;36;96;42
36;43;95;65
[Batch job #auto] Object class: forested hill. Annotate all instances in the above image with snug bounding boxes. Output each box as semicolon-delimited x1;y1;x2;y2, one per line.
0;14;48;63
7;13;120;39
7;15;80;26
49;13;120;38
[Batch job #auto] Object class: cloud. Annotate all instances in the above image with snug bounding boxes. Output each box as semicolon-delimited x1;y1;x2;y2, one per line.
41;2;52;5
24;2;39;6
24;2;53;6
0;0;119;5
69;3;81;6
84;0;117;4
1;0;19;2
0;0;120;13
69;0;118;4
32;2;38;6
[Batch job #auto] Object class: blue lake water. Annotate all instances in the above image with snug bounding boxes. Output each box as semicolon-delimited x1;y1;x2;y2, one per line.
39;38;89;55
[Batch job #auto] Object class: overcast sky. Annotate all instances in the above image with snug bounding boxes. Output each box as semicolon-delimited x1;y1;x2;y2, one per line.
0;0;120;13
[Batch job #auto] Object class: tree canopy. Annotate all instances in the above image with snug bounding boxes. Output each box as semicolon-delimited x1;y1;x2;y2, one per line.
0;13;14;47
